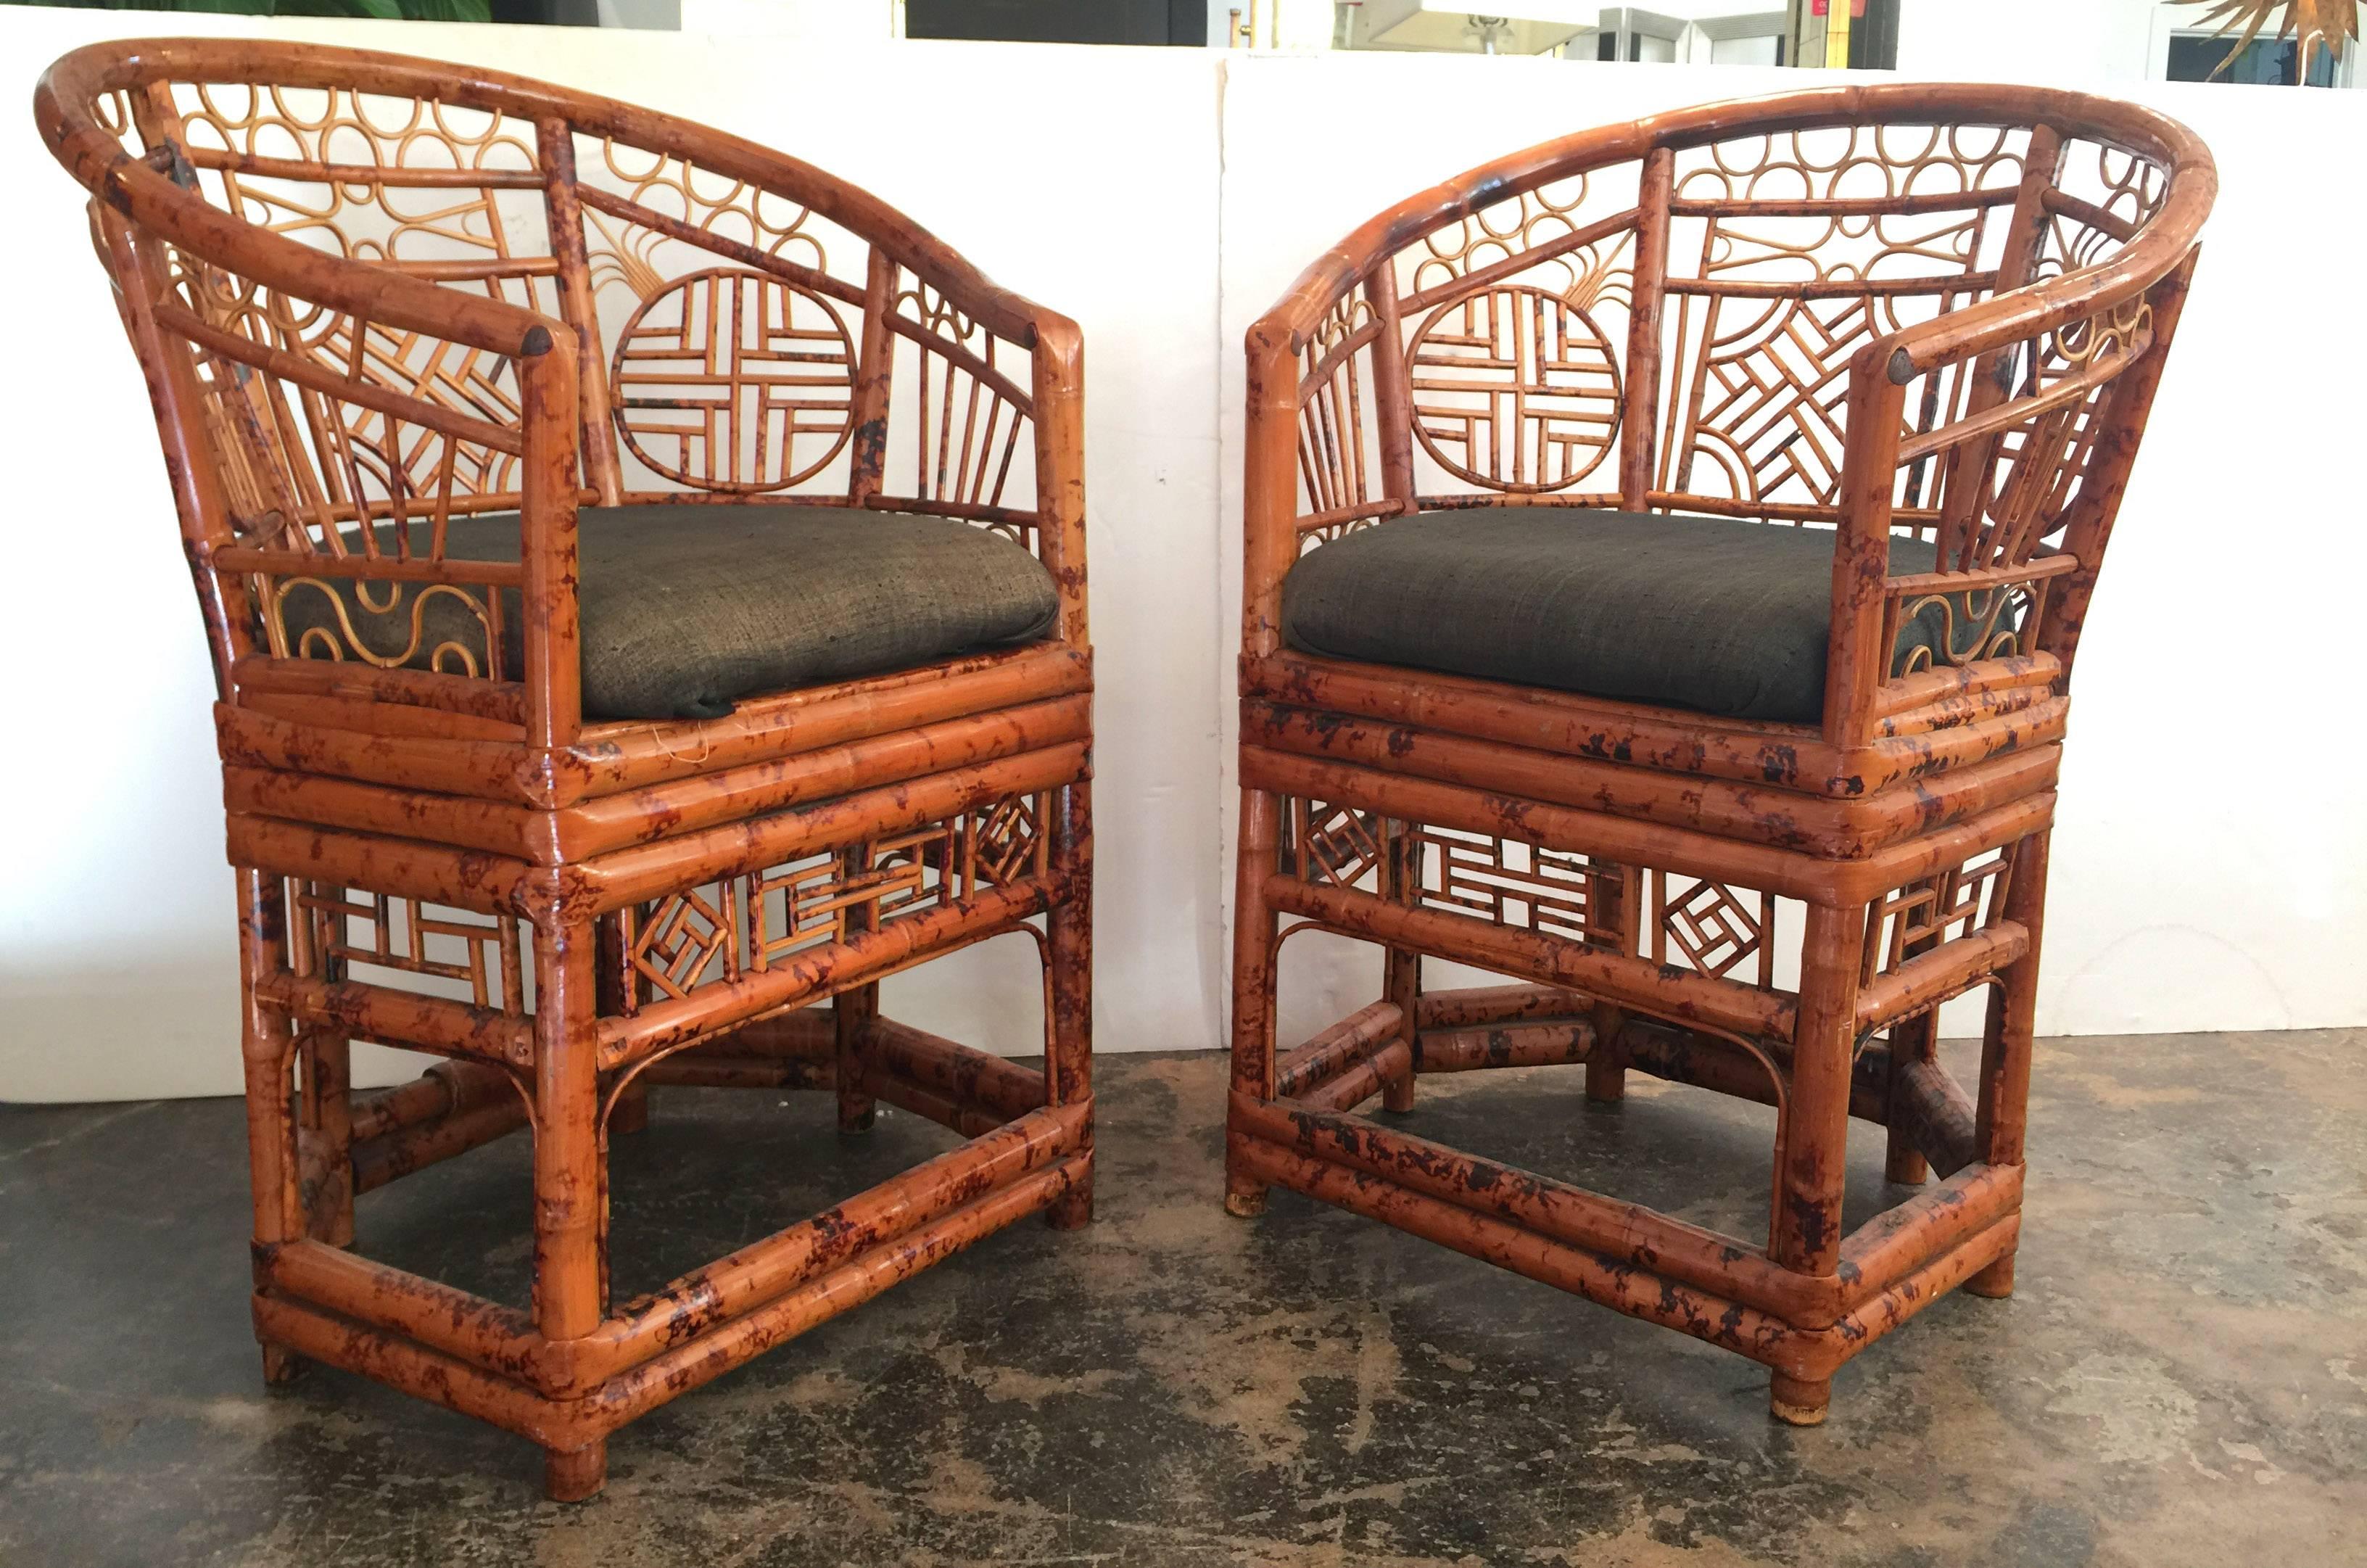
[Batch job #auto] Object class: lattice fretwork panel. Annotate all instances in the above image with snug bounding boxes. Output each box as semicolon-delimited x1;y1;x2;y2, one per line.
569;133;877;502
883;281;1039;532
1277;797;1627;949
1658;123;2033;522
2033;139;2168;286
1379;170;1640;511
1645;870;1774;986
1271;800;1821;999
1296;292;1386;544
1413;826;1624;949
1408;284;1622;493
289;881;530;1015
160;244;533;542
616;791;1052;1013
1281;797;1388;893
1930;288;2152;575
610;267;856;491
157;83;555;523
1862;843;2017;985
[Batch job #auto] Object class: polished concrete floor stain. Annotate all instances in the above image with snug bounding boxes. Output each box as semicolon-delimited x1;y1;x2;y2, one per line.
4;1032;2362;1566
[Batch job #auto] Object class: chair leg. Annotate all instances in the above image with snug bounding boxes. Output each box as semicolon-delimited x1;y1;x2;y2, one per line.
1046;780;1095;1231
300;1029;356;1247
834;983;879;1135
1768;899;1867;1427
1376;824;1418;1113
608;1079;650;1137
236;870;305;1386
1584;862;1632;1105
1225;788;1281;1219
1770;1371;1832;1427
1969;830;2050;1300
544;1444;605;1503
532;923;607;1501
1381;946;1419;1113
1584;1002;1628;1106
1883;1012;1936;1186
834;847;880;1134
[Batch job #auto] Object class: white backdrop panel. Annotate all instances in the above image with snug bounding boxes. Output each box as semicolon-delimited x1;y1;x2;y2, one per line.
1215;49;2367;1053
0;9;1226;1100
1;12;2359;1103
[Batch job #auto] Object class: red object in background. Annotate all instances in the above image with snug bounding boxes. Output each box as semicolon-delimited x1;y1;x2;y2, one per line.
1809;0;1869;13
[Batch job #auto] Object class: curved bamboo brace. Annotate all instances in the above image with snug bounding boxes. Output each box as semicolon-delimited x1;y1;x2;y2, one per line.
36;36;1064;350
1250;82;2212;355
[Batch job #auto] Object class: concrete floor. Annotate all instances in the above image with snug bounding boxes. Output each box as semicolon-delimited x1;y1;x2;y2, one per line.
3;1031;2363;1567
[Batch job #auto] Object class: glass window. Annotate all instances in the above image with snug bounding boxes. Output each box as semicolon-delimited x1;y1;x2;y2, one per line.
2167;32;2342;86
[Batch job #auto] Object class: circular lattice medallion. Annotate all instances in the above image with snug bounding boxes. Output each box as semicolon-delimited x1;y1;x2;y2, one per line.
1408;284;1622;492
611;268;857;491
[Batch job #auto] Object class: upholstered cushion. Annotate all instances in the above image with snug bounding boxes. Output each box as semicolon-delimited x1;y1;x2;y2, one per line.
274;503;1061;722
1281;508;1968;725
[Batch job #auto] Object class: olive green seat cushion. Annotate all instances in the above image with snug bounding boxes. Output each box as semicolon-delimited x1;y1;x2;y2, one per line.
1281;508;1972;726
277;503;1060;722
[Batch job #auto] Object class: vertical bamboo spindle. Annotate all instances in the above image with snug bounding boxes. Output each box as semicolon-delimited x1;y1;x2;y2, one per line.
238;869;303;1385
533;922;606;1501
1619;147;1674;511
517;335;583;752
1883;1010;1936;1185
1226;789;1283;1218
1364;262;1416;508
848;249;897;504
835;846;881;1135
1045;780;1095;1229
1585;862;1634;1105
300;1024;356;1247
1380;819;1420;1115
535;116;621;506
1769;898;1868;1425
1968;829;2049;1299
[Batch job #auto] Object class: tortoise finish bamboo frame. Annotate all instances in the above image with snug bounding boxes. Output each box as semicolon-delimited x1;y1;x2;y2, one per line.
35;38;1093;1499
1227;84;2212;1424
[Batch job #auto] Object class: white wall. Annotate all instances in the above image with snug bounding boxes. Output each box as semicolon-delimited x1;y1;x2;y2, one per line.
678;0;894;41
1215;48;2367;1049
1897;0;2163;81
0;7;1225;1101
1;10;2360;1103
1899;0;2364;88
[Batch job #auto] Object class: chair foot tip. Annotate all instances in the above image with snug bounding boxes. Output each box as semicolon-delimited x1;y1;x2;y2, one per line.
1769;1374;1830;1427
543;1445;606;1503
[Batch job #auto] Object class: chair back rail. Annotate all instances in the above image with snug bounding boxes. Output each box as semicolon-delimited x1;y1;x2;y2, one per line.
35;38;1089;748
1243;83;2213;747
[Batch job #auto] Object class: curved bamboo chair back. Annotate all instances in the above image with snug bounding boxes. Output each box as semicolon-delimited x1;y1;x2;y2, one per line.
35;38;1086;751
34;40;1099;1501
1242;83;2213;742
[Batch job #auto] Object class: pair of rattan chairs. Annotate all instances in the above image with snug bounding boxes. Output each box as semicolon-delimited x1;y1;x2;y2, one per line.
35;38;2211;1499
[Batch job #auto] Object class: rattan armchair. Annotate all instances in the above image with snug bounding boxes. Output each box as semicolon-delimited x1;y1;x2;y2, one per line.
36;38;1094;1499
1226;85;2211;1423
